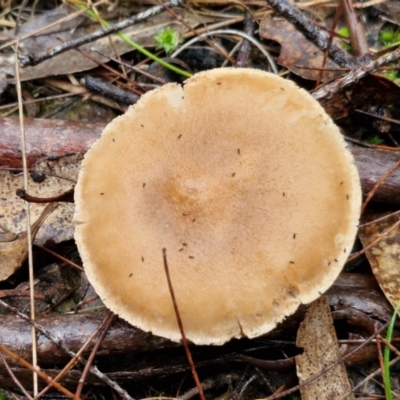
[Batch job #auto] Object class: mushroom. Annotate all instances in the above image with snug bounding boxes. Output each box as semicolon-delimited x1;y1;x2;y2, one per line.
74;68;361;345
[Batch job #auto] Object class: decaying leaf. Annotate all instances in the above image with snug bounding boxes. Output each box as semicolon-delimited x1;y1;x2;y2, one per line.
2;6;213;81
319;73;400;121
359;213;400;312
259;18;341;82
0;203;58;281
296;296;354;400
0;153;82;245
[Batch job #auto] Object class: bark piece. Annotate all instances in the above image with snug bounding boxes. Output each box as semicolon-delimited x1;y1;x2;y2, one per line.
296;296;354;400
1;118;399;204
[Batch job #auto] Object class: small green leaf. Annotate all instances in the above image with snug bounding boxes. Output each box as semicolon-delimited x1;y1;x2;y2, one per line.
365;135;384;145
337;27;350;38
154;27;183;55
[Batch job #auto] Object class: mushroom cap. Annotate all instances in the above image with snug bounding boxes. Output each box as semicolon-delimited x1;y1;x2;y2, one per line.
74;68;361;345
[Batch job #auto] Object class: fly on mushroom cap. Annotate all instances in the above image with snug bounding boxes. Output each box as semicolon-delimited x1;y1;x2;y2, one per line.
74;68;361;345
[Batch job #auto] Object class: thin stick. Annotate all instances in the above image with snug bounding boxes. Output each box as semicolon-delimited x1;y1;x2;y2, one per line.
347;218;400;263
266;0;357;68
162;248;206;400
34;312;109;399
260;321;390;399
0;344;79;399
0;299;134;400
19;0;185;67
313;45;400;100
34;244;83;272
14;42;38;396
171;29;278;74
361;157;400;214
75;312;115;398
0;353;34;399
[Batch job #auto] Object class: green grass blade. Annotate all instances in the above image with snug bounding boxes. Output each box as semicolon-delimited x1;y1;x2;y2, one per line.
383;302;400;400
81;6;191;78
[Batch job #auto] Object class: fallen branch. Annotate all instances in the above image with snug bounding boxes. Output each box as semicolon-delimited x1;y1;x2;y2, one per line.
1;118;399;204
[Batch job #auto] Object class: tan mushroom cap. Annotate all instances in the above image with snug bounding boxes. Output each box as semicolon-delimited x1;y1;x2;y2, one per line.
74;68;361;345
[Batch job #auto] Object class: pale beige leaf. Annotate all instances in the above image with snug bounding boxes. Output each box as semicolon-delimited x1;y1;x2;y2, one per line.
0;203;58;281
2;6;214;81
296;296;354;400
0;154;82;245
359;213;400;311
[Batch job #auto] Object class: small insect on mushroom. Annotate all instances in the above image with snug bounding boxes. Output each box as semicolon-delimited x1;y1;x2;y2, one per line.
74;68;361;345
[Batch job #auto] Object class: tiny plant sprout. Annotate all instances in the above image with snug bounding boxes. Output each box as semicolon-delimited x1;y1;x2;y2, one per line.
154;26;182;55
74;68;362;345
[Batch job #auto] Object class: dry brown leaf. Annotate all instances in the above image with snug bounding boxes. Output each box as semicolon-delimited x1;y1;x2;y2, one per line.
296;296;354;400
2;6;214;81
259;18;342;82
319;73;400;120
0;153;82;244
0;202;58;281
359;213;400;312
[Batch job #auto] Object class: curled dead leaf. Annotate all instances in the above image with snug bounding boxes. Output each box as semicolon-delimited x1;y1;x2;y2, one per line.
0;203;58;281
359;213;400;313
259;18;342;82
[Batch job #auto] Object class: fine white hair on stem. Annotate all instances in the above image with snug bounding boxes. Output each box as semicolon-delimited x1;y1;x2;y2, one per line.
170;29;279;74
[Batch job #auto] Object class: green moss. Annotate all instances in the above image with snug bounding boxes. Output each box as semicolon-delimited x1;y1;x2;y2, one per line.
379;28;400;47
337;27;351;51
337;27;350;38
365;134;384;145
154;27;183;55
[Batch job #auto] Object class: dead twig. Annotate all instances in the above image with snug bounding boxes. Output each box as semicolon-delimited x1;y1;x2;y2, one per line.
34;311;114;399
0;344;79;399
0;353;33;400
261;321;390;399
347;218;400;263
265;0;357;67
0;299;134;400
162;248;206;400
236;11;255;68
312;45;400;100
361;157;400;214
341;0;369;57
14;40;38;395
75;312;115;398
18;0;185;68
